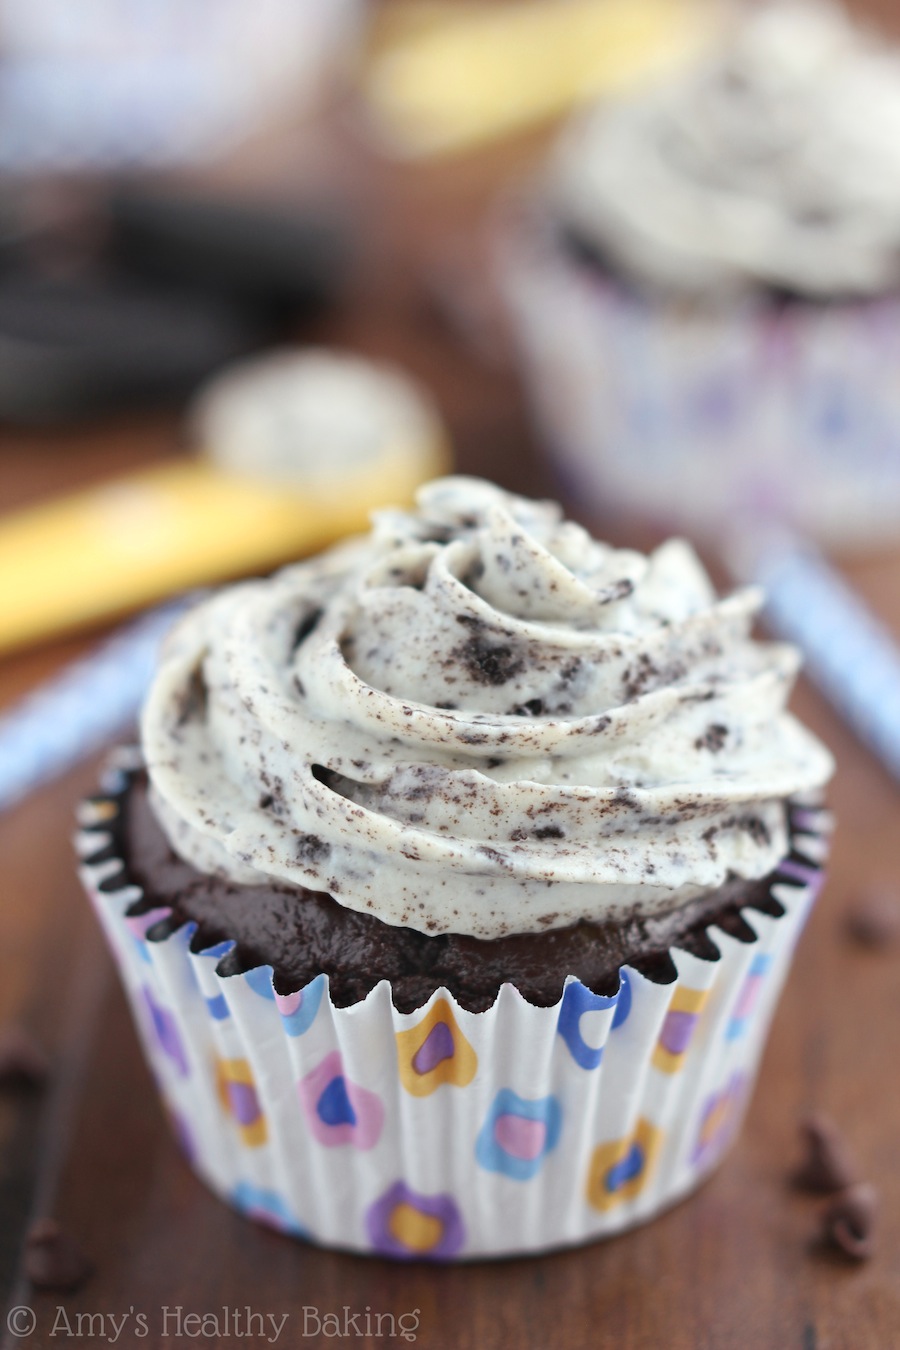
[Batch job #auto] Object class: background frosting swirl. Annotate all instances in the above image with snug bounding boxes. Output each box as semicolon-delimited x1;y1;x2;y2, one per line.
551;2;900;299
141;477;832;938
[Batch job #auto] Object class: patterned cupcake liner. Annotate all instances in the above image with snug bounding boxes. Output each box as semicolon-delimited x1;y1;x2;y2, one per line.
499;206;900;550
76;748;831;1260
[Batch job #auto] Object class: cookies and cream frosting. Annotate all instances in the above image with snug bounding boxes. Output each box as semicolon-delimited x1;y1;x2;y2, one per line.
141;477;832;938
551;1;900;298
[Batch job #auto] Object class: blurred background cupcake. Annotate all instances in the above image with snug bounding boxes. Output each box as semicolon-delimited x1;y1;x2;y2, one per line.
0;0;364;173
501;1;900;550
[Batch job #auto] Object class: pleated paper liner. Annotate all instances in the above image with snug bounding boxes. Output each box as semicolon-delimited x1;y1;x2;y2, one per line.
77;748;830;1260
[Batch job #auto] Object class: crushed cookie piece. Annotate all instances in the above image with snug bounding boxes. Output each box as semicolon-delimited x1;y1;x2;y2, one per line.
0;1026;49;1090
695;723;729;753
820;1184;877;1262
25;1219;93;1291
794;1113;859;1194
844;890;900;950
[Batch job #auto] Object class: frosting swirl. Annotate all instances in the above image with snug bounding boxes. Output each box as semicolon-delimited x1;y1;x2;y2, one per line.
141;477;832;938
551;2;900;299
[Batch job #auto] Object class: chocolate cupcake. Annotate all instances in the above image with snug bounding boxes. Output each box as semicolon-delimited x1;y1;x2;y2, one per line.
78;477;833;1257
501;1;900;547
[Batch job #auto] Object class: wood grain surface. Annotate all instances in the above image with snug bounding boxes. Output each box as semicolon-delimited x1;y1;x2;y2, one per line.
2;8;900;1347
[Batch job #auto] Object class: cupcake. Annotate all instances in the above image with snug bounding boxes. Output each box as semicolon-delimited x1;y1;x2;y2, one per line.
501;1;900;547
77;477;833;1258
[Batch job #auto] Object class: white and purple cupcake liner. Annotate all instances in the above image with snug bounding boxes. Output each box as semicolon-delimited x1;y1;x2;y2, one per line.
77;749;831;1260
499;207;900;551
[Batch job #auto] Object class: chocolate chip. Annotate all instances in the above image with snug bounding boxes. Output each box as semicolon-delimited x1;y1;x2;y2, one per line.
0;1026;49;1090
794;1113;859;1194
844;890;900;950
24;1219;93;1291
820;1184;877;1262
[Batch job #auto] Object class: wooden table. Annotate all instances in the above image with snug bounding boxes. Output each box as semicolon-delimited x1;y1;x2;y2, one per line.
3;18;900;1348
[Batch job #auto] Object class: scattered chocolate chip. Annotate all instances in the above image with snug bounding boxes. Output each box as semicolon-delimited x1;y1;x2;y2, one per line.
24;1219;93;1291
820;1183;877;1262
794;1113;859;1194
0;1026;50;1090
844;890;900;950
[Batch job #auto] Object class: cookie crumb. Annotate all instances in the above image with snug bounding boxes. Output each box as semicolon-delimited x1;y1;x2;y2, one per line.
24;1219;93;1291
844;889;900;950
820;1183;877;1262
794;1113;859;1194
0;1026;49;1090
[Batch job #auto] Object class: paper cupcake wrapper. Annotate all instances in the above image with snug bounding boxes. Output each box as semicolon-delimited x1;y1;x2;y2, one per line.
499;208;900;550
77;750;831;1260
